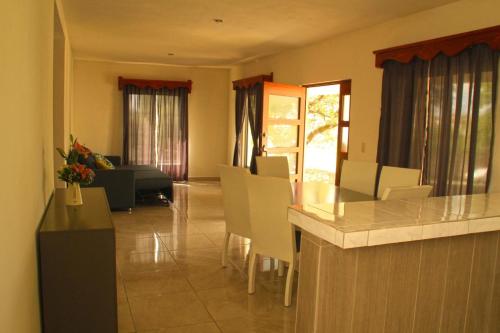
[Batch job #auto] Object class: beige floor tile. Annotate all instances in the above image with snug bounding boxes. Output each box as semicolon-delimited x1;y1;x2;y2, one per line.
159;233;217;251
184;208;225;221
112;181;295;332
153;222;202;235
132;205;177;217
117;277;128;303
185;266;247;291
170;247;222;269
148;213;186;225
115;223;155;235
216;315;295;333
128;291;213;330
137;322;221;333
190;221;226;233
123;270;192;297
118;302;136;333
116;235;168;254
196;284;295;321
117;250;179;278
204;232;250;248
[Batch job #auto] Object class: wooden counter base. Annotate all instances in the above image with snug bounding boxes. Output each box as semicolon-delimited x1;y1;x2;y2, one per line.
295;231;500;333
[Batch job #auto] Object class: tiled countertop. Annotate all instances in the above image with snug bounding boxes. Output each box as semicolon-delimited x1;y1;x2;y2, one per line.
288;193;500;248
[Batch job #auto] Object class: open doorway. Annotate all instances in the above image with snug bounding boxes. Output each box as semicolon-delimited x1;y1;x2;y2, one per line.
303;80;351;183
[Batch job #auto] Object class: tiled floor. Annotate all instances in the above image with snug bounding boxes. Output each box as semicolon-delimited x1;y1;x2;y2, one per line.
114;181;297;333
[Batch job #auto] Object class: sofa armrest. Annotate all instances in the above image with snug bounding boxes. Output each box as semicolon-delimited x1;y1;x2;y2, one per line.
83;169;135;210
105;155;122;167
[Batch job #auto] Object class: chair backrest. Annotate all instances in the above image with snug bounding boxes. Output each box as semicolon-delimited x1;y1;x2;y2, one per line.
245;175;295;262
381;185;433;201
256;156;289;179
377;166;421;199
218;165;252;238
339;160;378;196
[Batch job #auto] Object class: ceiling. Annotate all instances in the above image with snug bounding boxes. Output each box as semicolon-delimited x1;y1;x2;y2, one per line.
62;0;456;67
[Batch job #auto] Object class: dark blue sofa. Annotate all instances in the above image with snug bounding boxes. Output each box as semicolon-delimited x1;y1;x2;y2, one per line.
83;156;174;211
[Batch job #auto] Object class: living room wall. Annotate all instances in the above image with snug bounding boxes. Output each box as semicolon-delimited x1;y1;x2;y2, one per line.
0;0;55;332
228;0;500;177
73;59;229;178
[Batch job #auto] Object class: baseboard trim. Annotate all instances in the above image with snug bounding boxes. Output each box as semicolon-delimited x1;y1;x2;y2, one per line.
187;177;220;181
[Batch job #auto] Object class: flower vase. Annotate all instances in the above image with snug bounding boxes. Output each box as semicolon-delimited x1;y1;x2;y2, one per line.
66;182;83;206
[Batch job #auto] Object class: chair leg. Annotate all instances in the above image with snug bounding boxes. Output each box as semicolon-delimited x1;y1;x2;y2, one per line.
284;261;295;307
221;232;231;267
248;250;257;294
278;260;285;277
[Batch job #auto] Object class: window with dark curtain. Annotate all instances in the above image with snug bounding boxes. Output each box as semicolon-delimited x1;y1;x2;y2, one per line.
377;44;498;196
123;85;189;181
233;83;263;173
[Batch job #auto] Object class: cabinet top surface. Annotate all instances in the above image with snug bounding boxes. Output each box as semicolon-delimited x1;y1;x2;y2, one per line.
40;188;113;232
289;192;500;249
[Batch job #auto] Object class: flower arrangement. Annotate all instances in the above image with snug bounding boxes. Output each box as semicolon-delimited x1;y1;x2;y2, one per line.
56;135;95;185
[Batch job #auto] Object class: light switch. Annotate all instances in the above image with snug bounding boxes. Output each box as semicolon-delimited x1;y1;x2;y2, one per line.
361;142;366;153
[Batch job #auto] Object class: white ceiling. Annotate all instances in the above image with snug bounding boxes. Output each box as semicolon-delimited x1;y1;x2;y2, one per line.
62;0;456;67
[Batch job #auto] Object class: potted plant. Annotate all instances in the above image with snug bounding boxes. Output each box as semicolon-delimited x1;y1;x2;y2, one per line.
56;135;95;205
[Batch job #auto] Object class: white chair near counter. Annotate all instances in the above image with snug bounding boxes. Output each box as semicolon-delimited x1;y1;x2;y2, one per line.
256;155;290;277
339;160;378;196
256;156;289;179
381;185;433;200
245;174;297;307
218;165;252;267
377;166;421;199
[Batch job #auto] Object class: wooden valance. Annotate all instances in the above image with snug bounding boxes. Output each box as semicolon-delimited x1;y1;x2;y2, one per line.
118;76;192;93
232;73;273;90
374;25;500;68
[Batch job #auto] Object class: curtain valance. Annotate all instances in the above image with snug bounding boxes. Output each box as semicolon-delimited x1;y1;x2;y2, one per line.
374;25;500;68
118;76;192;93
232;73;273;90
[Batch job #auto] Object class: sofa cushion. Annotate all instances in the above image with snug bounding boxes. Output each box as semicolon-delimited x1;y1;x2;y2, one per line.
119;165;173;191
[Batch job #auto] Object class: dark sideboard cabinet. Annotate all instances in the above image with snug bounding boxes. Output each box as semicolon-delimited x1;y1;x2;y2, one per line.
38;188;117;333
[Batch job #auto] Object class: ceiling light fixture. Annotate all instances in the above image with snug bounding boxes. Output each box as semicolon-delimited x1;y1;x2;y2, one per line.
213;18;223;23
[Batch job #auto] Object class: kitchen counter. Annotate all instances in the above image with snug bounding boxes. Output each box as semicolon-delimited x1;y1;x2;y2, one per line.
289;193;500;333
289;192;500;249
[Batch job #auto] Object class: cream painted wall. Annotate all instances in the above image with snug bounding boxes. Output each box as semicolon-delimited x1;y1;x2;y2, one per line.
229;0;500;166
72;60;229;177
0;0;54;332
55;0;75;184
53;8;66;188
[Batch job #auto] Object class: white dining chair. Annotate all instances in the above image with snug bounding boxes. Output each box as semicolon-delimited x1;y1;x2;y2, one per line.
381;185;433;200
256;155;290;277
256;156;289;179
339;160;378;196
218;165;252;267
377;166;421;199
245;174;297;307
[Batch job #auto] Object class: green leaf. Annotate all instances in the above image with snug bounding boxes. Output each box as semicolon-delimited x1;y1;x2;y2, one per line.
56;147;67;159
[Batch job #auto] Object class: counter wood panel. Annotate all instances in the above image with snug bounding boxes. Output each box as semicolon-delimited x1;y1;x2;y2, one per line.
295;231;500;333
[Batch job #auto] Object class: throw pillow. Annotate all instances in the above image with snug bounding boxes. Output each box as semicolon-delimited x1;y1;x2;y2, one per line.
94;153;115;170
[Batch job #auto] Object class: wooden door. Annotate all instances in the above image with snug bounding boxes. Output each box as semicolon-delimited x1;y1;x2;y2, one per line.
261;82;306;181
